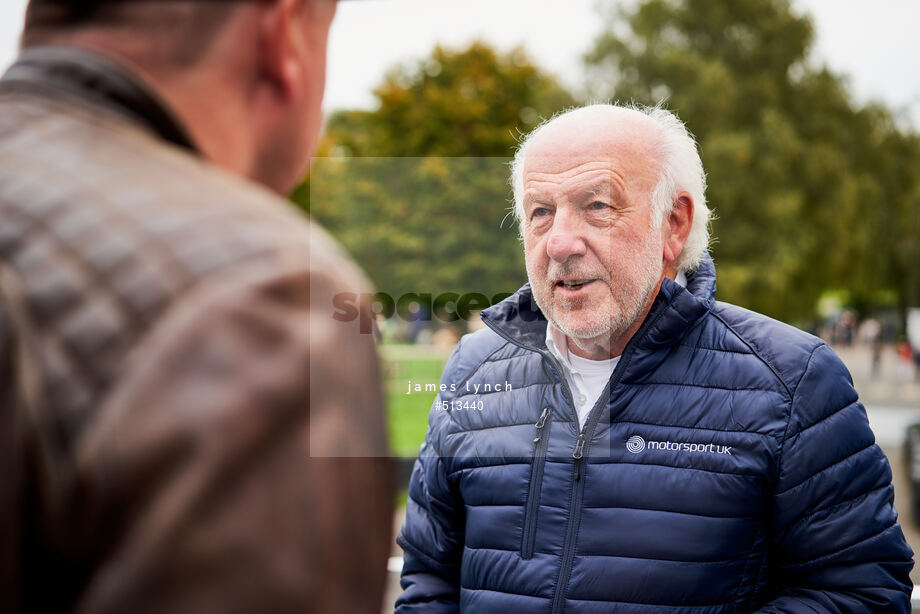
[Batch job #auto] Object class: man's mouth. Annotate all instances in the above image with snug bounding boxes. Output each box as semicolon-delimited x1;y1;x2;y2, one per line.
556;279;598;291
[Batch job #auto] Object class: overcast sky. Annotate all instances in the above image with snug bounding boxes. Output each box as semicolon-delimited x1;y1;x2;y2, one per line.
1;0;918;127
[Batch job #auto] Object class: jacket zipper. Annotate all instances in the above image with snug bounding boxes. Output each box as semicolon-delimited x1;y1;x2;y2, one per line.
548;302;673;614
521;406;553;559
482;311;665;612
549;383;610;614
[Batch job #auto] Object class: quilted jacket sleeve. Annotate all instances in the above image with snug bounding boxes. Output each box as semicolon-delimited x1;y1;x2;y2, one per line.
395;344;467;613
756;343;914;612
69;260;393;614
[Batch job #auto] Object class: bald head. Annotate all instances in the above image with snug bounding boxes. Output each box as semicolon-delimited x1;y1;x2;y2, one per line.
525;105;666;163
522;106;666;214
511;104;711;273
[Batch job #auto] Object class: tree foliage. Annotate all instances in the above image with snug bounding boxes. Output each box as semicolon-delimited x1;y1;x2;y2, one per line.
320;42;574;158
294;7;920;328
586;0;920;322
295;43;575;305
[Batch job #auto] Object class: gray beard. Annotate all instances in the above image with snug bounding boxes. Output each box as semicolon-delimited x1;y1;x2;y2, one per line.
528;247;663;348
546;267;660;346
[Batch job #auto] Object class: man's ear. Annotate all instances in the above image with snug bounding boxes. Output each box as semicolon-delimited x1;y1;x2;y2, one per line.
257;0;305;101
663;192;693;265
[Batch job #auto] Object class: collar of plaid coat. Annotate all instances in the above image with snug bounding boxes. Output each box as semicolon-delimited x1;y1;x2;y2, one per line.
1;45;199;154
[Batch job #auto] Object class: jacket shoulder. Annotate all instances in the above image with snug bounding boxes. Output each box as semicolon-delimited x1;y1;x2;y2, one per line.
439;327;509;396
0;94;377;436
424;327;510;447
0;91;311;261
708;301;827;396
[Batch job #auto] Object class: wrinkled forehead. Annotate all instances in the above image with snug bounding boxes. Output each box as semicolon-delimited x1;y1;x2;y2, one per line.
522;112;663;195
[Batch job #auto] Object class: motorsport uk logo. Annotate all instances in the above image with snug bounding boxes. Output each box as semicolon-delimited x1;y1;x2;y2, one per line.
625;435;732;455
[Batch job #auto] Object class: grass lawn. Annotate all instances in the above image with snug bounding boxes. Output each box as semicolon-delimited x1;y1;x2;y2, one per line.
381;344;453;457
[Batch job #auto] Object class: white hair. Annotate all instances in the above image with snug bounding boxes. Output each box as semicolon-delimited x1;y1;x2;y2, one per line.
510;103;711;273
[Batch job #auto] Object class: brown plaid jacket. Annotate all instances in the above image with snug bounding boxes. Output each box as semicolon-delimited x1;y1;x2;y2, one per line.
0;47;392;614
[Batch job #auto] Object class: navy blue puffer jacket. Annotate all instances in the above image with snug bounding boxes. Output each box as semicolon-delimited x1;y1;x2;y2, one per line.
396;256;913;613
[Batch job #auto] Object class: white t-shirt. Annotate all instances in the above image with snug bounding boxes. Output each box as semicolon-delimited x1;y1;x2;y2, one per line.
545;324;618;429
544;272;687;429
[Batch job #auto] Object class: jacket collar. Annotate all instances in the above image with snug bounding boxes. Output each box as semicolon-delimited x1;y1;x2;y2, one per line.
0;45;198;154
481;252;717;358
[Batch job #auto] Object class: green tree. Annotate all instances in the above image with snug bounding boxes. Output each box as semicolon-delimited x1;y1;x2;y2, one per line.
320;42;574;158
296;43;575;305
586;0;920;322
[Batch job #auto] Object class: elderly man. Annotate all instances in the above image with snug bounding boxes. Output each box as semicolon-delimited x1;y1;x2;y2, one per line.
396;104;913;612
0;1;391;613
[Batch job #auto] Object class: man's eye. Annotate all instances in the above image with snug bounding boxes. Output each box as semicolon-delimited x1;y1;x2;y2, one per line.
588;201;610;210
532;207;551;218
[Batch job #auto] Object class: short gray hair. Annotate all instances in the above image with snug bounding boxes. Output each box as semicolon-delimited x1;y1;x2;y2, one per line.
510;103;711;273
23;1;245;66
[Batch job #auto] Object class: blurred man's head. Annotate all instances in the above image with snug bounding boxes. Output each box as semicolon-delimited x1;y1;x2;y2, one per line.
23;0;337;194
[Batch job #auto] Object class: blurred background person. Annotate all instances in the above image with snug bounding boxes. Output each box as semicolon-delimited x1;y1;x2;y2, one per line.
0;1;392;613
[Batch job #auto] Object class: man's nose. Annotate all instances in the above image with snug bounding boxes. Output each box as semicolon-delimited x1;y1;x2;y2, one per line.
545;209;587;263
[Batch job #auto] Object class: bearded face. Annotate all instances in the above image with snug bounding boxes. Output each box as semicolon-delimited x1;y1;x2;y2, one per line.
525;210;663;346
519;118;670;356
